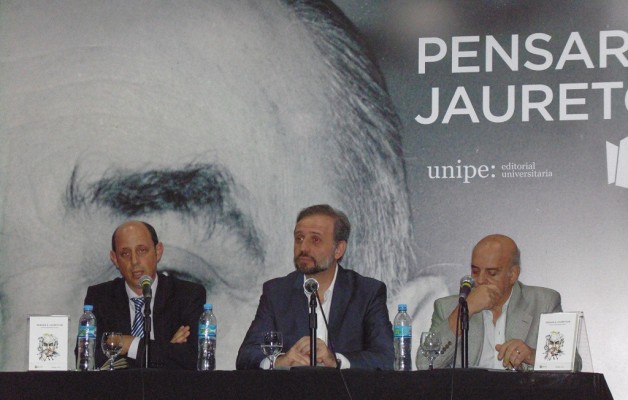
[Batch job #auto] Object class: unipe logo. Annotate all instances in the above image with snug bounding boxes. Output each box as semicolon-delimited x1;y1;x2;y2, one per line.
606;137;628;189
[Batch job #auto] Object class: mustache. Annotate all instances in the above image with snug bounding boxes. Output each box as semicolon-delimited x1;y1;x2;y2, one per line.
294;252;315;262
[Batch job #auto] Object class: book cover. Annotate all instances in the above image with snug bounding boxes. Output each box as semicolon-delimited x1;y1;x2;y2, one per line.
534;312;580;371
28;315;70;371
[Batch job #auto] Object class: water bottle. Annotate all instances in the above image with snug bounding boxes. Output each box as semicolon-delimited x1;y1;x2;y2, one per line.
393;303;412;371
197;303;217;371
76;304;97;371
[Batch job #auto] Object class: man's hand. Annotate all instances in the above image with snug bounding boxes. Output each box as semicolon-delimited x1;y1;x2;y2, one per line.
120;335;134;355
274;336;311;368
314;338;338;367
496;339;534;369
274;336;338;368
170;325;191;344
447;284;503;335
466;284;503;315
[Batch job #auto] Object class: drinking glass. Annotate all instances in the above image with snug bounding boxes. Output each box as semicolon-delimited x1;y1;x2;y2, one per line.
419;331;442;370
261;331;283;370
101;332;123;371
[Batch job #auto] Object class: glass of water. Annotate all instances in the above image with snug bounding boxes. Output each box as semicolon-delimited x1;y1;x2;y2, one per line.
419;331;442;370
261;331;283;370
101;332;123;371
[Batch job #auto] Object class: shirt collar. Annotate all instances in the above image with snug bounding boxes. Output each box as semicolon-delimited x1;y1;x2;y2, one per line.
482;285;514;319
303;263;339;302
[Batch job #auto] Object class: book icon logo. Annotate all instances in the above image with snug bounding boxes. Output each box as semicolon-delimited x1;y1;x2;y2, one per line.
606;137;628;189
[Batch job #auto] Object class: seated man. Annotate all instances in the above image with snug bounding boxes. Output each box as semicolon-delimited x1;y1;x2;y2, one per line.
80;221;206;369
236;204;394;370
418;234;562;370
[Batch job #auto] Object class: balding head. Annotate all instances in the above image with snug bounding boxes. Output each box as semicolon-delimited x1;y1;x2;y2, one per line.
109;220;163;294
470;234;521;308
472;234;520;272
0;0;413;371
111;221;159;252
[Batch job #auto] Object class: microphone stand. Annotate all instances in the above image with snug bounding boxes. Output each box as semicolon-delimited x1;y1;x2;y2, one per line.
308;292;317;366
459;298;469;368
143;297;152;368
314;291;339;369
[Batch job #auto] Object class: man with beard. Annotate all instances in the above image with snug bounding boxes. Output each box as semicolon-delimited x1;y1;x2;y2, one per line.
0;0;431;371
236;204;394;370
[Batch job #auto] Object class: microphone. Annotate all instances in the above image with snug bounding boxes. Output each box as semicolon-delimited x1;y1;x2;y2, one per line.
302;277;340;369
458;275;474;303
303;278;319;295
140;275;153;299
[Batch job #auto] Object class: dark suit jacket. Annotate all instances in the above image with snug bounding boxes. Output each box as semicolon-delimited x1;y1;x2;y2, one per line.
82;273;206;369
236;266;394;370
419;281;562;370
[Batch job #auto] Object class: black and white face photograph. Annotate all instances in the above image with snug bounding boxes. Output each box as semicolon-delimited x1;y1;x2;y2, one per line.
0;0;626;398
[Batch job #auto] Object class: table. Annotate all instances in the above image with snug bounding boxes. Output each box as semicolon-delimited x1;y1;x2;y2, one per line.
0;368;614;400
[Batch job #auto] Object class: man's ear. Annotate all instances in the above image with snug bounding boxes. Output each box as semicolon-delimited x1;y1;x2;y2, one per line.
110;250;120;272
334;240;347;261
509;264;521;284
155;242;164;262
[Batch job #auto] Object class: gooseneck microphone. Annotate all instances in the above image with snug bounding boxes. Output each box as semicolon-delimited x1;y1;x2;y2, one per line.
300;275;350;398
303;277;341;370
457;275;474;369
140;275;153;299
138;275;153;368
303;278;320;367
458;275;474;304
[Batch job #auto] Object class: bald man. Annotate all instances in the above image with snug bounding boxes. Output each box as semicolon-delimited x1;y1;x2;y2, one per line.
0;0;425;371
80;221;206;369
418;234;562;371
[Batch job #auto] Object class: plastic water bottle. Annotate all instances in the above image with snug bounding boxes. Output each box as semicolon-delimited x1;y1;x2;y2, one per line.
197;303;217;371
76;304;97;371
393;303;412;371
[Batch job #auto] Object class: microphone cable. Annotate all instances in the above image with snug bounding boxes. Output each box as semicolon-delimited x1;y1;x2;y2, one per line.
315;290;354;400
449;304;462;400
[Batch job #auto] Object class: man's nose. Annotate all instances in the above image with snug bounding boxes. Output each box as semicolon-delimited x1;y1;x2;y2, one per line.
298;241;311;255
131;251;140;265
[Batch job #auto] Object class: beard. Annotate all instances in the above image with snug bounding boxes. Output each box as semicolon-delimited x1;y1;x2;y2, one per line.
293;251;335;275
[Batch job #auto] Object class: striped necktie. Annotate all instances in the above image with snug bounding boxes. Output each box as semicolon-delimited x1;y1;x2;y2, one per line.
131;297;145;338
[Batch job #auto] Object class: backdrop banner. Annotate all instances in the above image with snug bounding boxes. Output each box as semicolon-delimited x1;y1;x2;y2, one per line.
0;0;626;397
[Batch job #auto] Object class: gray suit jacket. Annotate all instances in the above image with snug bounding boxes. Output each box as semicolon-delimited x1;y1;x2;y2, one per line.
418;281;562;369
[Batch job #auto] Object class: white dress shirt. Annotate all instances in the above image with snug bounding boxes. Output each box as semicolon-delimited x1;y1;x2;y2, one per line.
478;292;512;369
125;275;158;359
261;265;350;369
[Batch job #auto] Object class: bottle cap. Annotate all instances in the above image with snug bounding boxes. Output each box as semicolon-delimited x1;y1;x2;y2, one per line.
398;304;407;312
204;303;213;310
84;305;94;311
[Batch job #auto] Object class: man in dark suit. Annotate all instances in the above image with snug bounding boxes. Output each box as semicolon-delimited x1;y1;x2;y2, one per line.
236;205;394;370
82;221;206;369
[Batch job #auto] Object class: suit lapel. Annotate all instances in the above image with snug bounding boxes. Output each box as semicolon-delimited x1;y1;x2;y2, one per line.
505;282;533;341
114;279;132;334
465;282;531;366
152;273;171;339
328;266;350;342
469;312;484;366
290;273;310;339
